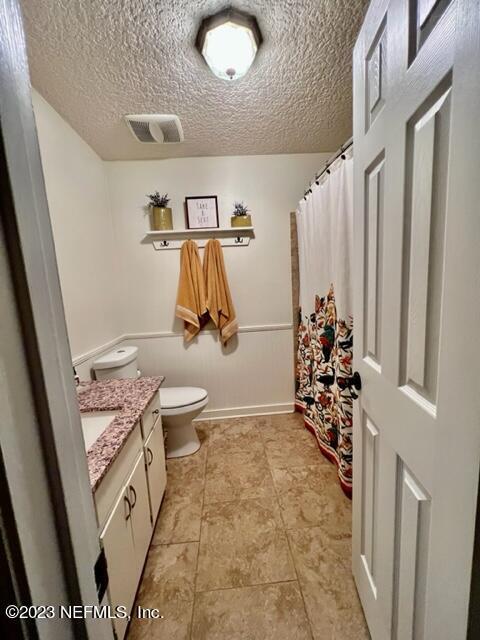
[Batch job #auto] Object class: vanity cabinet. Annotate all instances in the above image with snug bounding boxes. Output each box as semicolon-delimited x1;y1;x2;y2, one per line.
94;391;166;640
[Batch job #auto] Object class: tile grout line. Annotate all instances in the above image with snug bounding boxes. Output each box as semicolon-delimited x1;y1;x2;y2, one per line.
188;421;210;640
154;538;201;546
262;418;316;640
195;577;300;595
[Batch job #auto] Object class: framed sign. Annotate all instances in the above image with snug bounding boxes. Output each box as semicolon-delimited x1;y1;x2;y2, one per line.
185;196;219;229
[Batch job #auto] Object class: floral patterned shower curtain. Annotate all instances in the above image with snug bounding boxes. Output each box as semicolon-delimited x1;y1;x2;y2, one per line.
295;148;354;497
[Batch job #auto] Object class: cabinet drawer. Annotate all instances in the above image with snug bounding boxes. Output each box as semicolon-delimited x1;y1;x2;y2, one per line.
95;422;142;529
141;391;161;439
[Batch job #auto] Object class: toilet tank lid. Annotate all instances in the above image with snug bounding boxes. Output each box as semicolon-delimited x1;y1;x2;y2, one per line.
93;346;138;370
160;387;208;409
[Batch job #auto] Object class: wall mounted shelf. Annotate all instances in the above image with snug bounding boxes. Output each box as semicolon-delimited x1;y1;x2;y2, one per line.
143;227;255;250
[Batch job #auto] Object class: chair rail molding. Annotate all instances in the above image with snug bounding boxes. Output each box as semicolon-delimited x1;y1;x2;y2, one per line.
72;323;294;366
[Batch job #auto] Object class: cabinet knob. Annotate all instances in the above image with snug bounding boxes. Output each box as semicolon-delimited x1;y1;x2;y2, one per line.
152;409;160;416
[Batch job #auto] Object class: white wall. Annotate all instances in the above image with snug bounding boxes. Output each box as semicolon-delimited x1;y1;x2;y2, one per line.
32;91;122;360
33;89;329;415
105;154;328;416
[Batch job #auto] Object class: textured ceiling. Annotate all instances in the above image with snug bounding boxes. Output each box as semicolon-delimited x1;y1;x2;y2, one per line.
21;0;368;160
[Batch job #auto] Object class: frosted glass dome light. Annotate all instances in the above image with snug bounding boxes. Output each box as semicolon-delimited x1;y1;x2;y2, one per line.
196;8;262;81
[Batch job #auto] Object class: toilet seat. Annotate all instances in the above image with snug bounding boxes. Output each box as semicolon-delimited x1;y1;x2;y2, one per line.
160;387;208;417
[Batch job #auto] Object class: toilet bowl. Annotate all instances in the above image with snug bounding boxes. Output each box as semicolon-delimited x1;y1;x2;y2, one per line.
160;387;208;458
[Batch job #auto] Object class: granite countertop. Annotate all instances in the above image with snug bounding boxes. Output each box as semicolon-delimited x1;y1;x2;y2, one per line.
78;376;164;491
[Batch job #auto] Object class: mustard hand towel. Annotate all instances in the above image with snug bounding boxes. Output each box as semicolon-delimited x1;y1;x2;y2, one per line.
204;239;238;345
175;240;207;342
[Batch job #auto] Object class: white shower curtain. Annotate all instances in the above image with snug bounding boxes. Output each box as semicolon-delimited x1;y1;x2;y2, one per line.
295;147;354;497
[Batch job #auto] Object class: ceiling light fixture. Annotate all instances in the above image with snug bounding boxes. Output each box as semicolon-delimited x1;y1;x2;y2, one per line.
195;7;262;81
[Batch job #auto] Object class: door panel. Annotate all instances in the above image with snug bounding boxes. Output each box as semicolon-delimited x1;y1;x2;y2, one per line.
353;1;480;638
409;0;454;62
364;153;385;370
393;463;430;639
366;16;387;129
400;81;451;410
360;413;379;595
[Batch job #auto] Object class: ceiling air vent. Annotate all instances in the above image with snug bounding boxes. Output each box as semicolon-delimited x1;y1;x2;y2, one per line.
124;114;184;144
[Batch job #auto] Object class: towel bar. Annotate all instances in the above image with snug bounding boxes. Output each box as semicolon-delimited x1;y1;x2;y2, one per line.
151;237;252;250
144;227;255;251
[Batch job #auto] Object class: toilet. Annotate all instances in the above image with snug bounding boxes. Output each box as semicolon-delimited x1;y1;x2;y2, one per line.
92;346;208;459
92;346;140;380
159;387;208;458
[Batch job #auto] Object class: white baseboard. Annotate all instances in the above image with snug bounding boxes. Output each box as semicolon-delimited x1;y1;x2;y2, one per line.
196;402;295;421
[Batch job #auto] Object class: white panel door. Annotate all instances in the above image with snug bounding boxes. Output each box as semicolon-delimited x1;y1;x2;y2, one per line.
352;1;480;638
145;421;167;523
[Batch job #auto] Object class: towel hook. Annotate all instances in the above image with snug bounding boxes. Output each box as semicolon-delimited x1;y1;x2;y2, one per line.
235;237;244;244
160;240;169;247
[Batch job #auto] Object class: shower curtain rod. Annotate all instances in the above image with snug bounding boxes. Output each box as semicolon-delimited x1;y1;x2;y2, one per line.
303;136;353;199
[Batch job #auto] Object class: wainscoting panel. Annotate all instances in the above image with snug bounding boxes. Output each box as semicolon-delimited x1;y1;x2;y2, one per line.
123;327;295;418
123;325;294;417
74;325;295;418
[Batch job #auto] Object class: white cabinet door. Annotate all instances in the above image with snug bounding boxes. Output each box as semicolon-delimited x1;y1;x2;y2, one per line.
126;453;152;583
144;421;167;523
352;1;480;638
100;488;136;640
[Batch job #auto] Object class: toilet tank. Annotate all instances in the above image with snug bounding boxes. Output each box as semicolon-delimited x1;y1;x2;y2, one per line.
93;346;139;380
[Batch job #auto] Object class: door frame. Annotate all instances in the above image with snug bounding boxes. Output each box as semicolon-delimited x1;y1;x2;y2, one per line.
0;0;113;638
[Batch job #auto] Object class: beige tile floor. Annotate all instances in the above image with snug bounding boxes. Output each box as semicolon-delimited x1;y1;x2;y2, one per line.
128;413;369;640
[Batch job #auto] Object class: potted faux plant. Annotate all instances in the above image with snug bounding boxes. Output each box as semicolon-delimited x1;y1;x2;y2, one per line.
147;191;173;230
231;201;252;228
